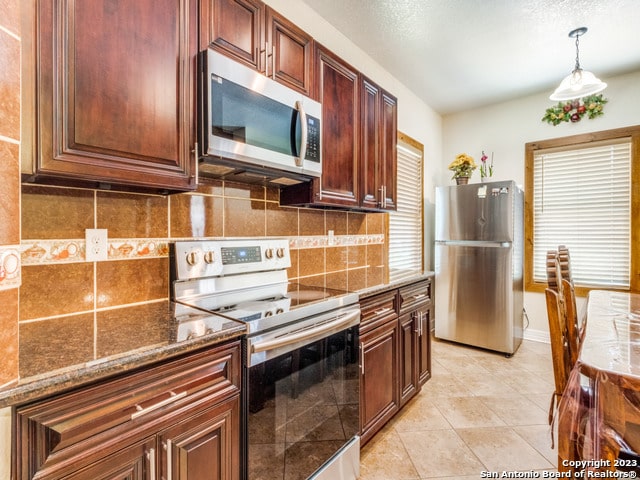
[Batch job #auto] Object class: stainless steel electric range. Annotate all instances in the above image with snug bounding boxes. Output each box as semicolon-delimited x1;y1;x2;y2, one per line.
171;239;361;480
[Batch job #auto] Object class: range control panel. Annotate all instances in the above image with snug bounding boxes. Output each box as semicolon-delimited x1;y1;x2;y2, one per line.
172;239;291;280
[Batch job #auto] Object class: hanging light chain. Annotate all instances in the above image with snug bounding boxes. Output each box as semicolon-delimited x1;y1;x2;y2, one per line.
574;32;582;72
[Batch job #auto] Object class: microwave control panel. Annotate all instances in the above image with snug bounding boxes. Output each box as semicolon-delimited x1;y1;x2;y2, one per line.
305;115;320;162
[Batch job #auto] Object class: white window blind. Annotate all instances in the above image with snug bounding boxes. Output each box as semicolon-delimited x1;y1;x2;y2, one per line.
532;139;631;288
388;140;423;281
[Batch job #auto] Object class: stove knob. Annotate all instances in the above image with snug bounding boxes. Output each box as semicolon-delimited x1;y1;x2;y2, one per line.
186;251;200;266
276;308;284;314
265;248;274;259
276;248;285;258
203;251;215;264
264;310;273;317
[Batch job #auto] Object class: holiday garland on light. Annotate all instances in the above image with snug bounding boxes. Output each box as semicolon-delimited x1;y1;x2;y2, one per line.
542;94;607;126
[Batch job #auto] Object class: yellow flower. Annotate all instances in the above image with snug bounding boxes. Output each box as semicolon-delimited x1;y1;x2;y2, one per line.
448;153;477;178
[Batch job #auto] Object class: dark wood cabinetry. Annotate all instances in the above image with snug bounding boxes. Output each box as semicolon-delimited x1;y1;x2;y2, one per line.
359;291;399;445
14;341;241;480
360;76;397;211
281;47;397;212
359;276;433;444
398;279;433;407
203;0;313;95
21;0;198;193
281;45;361;209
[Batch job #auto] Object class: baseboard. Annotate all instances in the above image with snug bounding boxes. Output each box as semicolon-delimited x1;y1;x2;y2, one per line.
523;328;549;344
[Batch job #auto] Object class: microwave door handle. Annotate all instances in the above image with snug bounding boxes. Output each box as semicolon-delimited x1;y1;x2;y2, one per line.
294;100;307;167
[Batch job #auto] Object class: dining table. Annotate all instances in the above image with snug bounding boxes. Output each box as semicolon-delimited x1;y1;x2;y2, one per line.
557;289;640;473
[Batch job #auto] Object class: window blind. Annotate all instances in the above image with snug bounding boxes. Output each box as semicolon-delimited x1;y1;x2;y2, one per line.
388;141;423;281
532;140;632;288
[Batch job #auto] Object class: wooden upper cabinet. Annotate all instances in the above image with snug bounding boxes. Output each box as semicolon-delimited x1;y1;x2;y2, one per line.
202;0;313;95
22;0;198;193
360;75;397;211
265;7;313;96
204;0;263;69
281;45;360;208
380;90;398;210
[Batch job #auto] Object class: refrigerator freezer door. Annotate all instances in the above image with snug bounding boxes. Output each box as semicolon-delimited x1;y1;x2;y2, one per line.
434;241;522;354
435;181;515;242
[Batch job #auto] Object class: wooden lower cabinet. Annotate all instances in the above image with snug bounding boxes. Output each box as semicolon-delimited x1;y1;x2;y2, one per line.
13;341;242;480
160;397;240;480
360;316;399;444
53;437;155;480
399;311;419;407
359;277;434;445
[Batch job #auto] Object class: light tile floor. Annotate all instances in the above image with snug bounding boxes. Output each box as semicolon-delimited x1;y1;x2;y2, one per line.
360;337;558;479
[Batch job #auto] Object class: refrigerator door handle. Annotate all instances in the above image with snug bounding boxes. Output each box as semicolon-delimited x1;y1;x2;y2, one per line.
435;240;511;248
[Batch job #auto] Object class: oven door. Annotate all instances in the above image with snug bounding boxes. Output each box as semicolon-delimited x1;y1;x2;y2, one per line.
245;306;360;480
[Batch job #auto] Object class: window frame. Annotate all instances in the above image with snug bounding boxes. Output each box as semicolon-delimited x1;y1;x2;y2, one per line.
524;125;640;296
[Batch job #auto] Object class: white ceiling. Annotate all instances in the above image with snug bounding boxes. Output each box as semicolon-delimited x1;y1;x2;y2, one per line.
299;0;640;114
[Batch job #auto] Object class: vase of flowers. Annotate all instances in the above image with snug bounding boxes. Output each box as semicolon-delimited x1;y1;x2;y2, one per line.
448;153;477;184
480;150;494;182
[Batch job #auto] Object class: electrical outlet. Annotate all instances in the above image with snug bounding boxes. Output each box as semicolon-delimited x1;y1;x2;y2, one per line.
85;229;108;262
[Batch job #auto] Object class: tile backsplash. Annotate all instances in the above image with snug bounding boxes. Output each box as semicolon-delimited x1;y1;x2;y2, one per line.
19;179;388;377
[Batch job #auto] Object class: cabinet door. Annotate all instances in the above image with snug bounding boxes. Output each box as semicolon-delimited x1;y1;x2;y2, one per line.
359;76;397;211
399;312;418;407
380;90;398;210
360;76;381;210
312;45;360;208
160;396;240;480
57;437;155;480
265;7;313;96
24;0;197;192
203;0;263;69
360;318;399;445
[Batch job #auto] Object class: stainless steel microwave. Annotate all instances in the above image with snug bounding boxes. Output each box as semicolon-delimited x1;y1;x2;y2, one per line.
198;49;321;185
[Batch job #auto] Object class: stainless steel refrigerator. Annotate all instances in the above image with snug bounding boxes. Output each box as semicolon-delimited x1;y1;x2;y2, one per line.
435;180;524;355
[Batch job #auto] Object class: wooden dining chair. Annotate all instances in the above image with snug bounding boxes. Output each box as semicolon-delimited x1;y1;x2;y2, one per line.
545;281;571;423
547;248;581;366
557;245;584;345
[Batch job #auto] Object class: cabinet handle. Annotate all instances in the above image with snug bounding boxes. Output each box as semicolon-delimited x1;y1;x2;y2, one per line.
265;41;270;76
147;448;156;480
374;307;391;315
419;312;423;336
413;294;426;301
271;44;276;78
165;440;173;480
193;142;199;184
131;391;187;419
360;344;365;376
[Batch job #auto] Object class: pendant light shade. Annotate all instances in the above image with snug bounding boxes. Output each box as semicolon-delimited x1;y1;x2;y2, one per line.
550;27;607;101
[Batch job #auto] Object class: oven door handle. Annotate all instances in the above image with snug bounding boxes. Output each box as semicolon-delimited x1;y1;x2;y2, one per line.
251;309;360;354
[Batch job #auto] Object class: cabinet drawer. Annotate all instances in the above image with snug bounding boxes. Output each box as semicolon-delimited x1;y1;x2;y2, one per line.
360;291;398;333
399;279;432;314
14;341;241;480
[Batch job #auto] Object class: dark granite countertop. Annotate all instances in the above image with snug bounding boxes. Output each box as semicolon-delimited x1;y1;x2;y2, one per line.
2;273;434;409
357;271;435;299
0;301;246;408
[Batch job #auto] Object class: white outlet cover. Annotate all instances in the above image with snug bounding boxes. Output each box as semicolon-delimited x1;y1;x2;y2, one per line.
85;229;108;261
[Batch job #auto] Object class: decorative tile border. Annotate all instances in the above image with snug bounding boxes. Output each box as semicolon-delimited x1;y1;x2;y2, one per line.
0;245;21;290
21;239;169;266
289;234;385;250
20;234;385;266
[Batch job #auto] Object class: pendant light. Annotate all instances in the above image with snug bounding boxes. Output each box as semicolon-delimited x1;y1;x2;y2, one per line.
550;27;607;101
